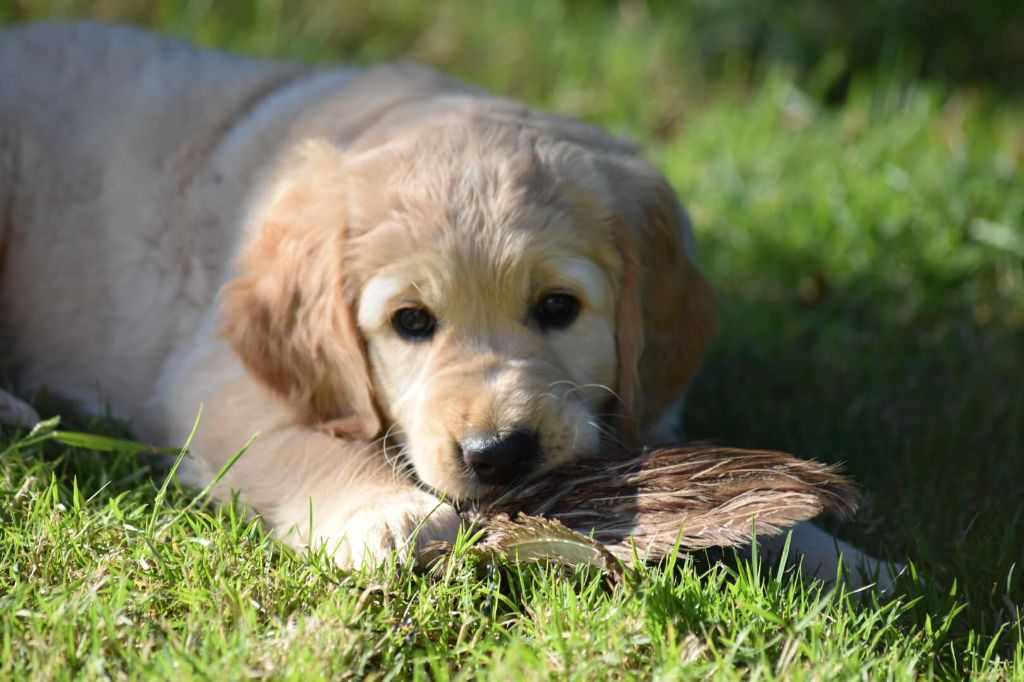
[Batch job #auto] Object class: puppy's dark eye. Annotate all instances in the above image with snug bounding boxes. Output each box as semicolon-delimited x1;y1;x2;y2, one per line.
535;293;580;330
392;307;437;340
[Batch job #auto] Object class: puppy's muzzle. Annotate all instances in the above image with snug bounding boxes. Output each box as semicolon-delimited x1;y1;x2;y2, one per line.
459;429;541;485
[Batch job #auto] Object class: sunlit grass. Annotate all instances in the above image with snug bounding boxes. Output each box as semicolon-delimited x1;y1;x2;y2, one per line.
5;421;1016;678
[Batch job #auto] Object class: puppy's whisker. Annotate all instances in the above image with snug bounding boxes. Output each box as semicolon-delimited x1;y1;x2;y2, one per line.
386;448;417;482
578;382;625;405
547;380;580;396
380;422;411;480
384;449;409;478
546;380;625;407
392;446;419;480
381;421;404;448
546;381;582;405
381;425;404;456
586;419;632;450
592;410;642;424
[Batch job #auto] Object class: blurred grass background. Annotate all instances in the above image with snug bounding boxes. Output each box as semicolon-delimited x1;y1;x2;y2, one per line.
2;0;1023;676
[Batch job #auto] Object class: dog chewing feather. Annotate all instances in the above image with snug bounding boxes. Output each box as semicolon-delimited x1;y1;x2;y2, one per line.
431;444;858;574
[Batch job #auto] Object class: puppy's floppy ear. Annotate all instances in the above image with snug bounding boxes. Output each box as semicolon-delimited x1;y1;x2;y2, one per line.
609;164;716;440
220;140;380;439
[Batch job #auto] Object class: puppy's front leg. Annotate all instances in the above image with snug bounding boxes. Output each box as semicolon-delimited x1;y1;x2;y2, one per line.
264;433;464;570
183;423;461;569
151;347;461;570
758;521;906;595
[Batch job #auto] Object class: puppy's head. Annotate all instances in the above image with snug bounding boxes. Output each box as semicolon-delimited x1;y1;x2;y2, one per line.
222;109;714;501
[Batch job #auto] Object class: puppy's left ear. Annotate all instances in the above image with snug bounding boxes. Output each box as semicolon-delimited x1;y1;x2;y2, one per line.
220;140;381;439
609;162;716;441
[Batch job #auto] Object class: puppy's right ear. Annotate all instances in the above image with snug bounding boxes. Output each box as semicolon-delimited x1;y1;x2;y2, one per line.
220;140;381;439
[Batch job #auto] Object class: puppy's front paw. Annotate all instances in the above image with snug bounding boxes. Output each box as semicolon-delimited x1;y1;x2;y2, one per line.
327;488;461;570
848;558;908;597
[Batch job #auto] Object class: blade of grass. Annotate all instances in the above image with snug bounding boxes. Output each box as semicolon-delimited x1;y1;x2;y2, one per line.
156;430;257;538
147;405;204;536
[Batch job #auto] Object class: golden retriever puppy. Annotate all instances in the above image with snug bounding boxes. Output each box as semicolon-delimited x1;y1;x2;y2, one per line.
0;22;896;588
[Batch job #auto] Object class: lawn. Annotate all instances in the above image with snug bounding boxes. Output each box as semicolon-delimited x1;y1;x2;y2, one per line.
2;1;1023;678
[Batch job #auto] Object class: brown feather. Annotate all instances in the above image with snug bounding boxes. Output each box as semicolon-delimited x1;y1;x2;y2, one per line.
464;444;858;563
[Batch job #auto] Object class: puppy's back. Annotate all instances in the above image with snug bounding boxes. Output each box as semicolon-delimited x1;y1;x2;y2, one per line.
0;22;307;411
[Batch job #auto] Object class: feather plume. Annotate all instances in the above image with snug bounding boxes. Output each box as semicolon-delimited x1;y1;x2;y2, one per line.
462;444;858;565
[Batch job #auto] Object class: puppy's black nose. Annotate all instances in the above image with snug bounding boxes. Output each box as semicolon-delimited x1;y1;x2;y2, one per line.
460;429;541;485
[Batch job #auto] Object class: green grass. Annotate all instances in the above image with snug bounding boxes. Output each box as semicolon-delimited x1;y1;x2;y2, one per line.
3;1;1023;678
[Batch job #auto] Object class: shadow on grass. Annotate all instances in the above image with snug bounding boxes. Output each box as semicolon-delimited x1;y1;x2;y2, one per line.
684;240;1024;639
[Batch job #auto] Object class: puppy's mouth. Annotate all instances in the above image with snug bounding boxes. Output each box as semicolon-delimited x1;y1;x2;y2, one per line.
400;426;554;503
398;400;604;502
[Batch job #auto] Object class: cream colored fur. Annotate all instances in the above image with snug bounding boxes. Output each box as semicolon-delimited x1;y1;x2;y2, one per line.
0;22;898;590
